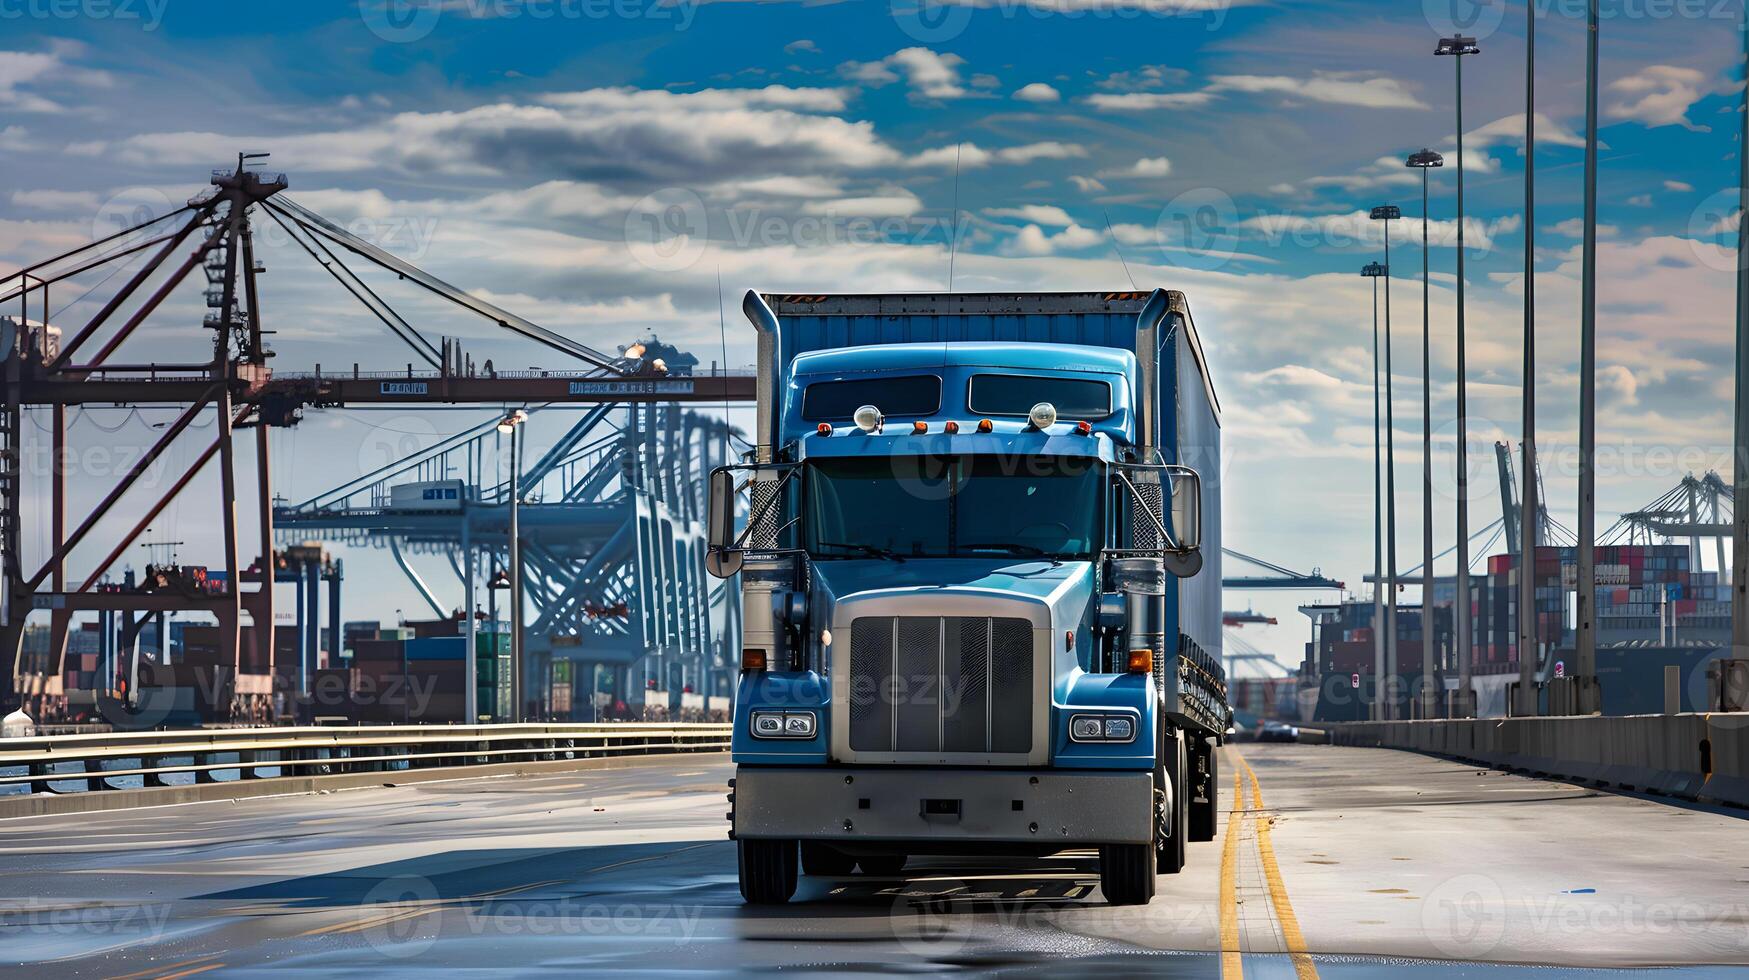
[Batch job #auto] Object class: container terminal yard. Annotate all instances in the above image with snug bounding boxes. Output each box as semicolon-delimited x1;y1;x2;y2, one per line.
6;2;1749;976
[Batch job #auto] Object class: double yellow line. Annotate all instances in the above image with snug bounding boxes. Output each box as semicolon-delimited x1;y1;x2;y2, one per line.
1219;750;1318;980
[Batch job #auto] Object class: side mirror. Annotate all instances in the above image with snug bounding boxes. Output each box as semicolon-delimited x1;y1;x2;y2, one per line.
705;468;743;579
1164;465;1203;578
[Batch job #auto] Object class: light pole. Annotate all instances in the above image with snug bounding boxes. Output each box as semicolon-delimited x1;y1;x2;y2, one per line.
497;409;528;721
487;566;509;719
1517;0;1541;719
1372;204;1402;718
1576;0;1602;714
1731;8;1749;664
1435;33;1479;718
1363;261;1388;719
1407;149;1444;718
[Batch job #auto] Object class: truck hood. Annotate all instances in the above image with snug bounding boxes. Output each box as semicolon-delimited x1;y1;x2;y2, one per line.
811;557;1094;625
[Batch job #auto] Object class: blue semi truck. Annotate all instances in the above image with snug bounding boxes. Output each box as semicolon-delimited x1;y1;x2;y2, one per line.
706;289;1228;905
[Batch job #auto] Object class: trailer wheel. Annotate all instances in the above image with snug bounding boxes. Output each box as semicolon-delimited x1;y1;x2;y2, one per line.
1189;740;1219;843
800;842;856;876
1099;843;1157;905
737;838;798;904
856;854;907;877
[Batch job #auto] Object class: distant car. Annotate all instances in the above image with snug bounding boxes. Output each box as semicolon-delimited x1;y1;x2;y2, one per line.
1256;721;1299;743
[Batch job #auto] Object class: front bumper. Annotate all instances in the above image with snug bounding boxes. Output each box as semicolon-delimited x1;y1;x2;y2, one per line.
732;766;1153;845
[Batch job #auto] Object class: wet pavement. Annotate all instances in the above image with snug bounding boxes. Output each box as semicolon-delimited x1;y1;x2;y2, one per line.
2;745;1746;977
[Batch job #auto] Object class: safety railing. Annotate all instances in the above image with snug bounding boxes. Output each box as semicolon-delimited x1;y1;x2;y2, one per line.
0;722;731;796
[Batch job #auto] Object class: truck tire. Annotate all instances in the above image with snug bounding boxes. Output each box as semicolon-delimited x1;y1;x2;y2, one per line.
738;838;798;904
1099;843;1157;905
1189;741;1219;843
856;854;907;877
800;842;856;876
1157;733;1188;875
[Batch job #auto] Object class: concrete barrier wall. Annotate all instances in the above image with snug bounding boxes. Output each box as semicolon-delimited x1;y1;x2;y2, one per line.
1323;713;1749;810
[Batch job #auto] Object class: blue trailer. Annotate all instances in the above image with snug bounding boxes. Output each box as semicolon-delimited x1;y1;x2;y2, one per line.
707;289;1228;905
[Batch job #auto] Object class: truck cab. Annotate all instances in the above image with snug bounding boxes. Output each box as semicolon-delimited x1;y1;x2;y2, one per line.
709;290;1227;905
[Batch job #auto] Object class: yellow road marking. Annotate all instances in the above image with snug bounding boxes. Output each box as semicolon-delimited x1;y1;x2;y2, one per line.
144;963;225;980
1218;764;1245;980
107;959;211;980
1239;754;1318;980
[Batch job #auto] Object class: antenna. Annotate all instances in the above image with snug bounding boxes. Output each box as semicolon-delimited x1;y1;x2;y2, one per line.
716;267;733;461
946;142;963;292
1104;210;1138;290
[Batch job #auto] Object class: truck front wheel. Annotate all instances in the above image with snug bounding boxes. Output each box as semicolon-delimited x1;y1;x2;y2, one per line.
737;838;798;904
1099;843;1157;905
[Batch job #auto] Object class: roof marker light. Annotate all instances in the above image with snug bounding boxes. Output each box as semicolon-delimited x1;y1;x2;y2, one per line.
1076;420;1092;436
1028;402;1058;429
853;404;883;433
912;421;929;434
816;423;833;436
977;419;994;433
944;421;960;434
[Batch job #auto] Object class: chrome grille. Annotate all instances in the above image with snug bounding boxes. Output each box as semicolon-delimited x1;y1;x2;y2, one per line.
848;615;1033;755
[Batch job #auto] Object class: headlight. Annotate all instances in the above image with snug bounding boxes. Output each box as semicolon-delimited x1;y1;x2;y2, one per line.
1069;713;1138;743
751;709;817;739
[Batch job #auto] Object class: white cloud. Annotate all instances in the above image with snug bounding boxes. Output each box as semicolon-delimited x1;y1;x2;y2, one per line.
1466;112;1585;150
1099;156;1172;179
8;189;100;212
1236;210;1520;253
1608;65;1715;130
1069;176;1107;194
985;204;1074;226
784;39;819;55
1664;179;1694;193
1002;222;1104;256
1545;218;1618;238
1013;82;1061;103
841;48;969;100
1208;73;1426;110
1085;90;1216;111
0;49;106;112
72;86;900;185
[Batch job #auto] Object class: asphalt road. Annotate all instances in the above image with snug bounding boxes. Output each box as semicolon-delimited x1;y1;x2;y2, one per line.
2;744;1747;978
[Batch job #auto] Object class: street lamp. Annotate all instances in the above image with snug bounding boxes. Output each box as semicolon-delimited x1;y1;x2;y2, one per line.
1362;260;1389;720
1371;204;1401;718
497;409;529;720
1406;149;1444;718
1435;33;1479;719
1517;2;1541;719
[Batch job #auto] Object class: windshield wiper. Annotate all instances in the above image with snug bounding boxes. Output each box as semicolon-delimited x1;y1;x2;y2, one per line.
816;541;908;562
957;543;1063;565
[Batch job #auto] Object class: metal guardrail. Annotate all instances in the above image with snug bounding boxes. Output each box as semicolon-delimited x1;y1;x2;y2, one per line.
0;723;731;795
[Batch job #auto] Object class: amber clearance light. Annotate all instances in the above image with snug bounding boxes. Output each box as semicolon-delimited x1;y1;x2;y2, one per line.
1126;649;1154;674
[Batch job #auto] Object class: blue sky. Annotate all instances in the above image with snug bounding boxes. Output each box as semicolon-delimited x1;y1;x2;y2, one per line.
3;0;1745;663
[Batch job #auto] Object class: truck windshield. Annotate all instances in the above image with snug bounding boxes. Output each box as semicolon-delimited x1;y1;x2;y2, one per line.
806;455;1103;560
